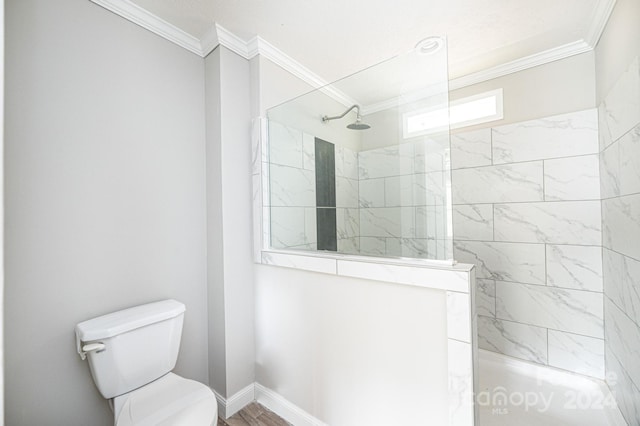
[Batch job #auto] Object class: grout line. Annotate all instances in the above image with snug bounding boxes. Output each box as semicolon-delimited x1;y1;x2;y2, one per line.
478;313;604;341
546;328;549;365
489;277;604;294
451;151;599;171
455;238;602;248
453;198;601;206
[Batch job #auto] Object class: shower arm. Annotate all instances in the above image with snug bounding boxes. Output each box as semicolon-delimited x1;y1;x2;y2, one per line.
322;105;361;123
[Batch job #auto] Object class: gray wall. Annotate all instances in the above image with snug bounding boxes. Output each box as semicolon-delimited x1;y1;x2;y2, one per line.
5;1;209;424
205;46;256;401
596;0;640;422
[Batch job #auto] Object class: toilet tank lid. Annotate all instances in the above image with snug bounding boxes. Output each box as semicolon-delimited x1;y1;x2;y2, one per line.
75;299;186;342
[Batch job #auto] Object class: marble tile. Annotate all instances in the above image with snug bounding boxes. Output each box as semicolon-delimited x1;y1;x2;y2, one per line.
360;208;401;238
493;201;601;245
416;206;447;241
337;237;359;254
448;339;474;426
269;207;307;248
598;102;613;151
605;346;640;425
619;124;640;196
548;330;605;379
335;177;358;208
415;134;450;173
335;145;358;180
269;164;316;207
546;244;603;292
453;241;546;285
605;297;640;391
600;141;620;199
358;178;385;208
543;154;600;201
415;144;446;173
343;147;359;180
302;133;315;171
450;128;492;170
452;162;544;204
384;175;414;207
478;316;547;364
496;281;604;338
358;144;414;179
602;194;640;260
453;204;493;241
359;236;387;256
397;238;431;258
447;292;471;343
261;251;337;275
336;208;358;240
416;172;447;206
304;207;317;245
492;109;598;164
268;120;303;168
604;248;640;327
599;56;640;144
384;238;402;257
477;279;496;317
400;207;416;238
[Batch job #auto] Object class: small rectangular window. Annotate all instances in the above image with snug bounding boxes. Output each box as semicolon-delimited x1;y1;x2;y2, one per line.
403;88;503;138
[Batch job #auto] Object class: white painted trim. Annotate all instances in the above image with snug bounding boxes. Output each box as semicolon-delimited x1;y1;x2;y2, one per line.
213;383;255;419
255;383;328;426
215;23;251;59
88;0;203;56
253;36;357;108
450;40;592;90
585;0;617;48
199;25;220;57
90;0;616;105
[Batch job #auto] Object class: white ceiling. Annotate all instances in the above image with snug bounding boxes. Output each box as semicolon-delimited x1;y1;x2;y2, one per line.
128;0;606;83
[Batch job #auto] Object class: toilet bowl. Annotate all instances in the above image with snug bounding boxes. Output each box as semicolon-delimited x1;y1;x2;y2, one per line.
113;373;217;426
75;300;217;425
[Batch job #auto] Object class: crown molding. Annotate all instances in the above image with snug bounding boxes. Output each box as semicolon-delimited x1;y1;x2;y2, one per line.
90;0;617;107
251;36;357;108
89;0;203;56
585;0;617;47
449;39;592;90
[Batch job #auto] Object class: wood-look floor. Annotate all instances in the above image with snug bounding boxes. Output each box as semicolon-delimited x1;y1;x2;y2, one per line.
218;402;291;426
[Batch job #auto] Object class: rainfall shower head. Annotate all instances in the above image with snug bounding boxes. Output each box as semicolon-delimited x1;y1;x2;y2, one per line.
347;116;371;130
322;105;371;130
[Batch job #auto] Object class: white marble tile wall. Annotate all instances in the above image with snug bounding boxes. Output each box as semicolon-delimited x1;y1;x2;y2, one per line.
599;55;640;425
491;109;599;164
451;108;605;379
268;125;453;260
358;139;452;260
268;122;319;250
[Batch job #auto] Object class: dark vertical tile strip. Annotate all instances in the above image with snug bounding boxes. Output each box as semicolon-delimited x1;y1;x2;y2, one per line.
315;138;337;251
315;138;335;207
316;208;337;251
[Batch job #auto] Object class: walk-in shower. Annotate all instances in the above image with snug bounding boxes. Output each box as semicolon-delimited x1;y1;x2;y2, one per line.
265;37;452;261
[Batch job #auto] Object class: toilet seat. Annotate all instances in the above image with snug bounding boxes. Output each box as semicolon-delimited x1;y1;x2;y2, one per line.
113;373;218;426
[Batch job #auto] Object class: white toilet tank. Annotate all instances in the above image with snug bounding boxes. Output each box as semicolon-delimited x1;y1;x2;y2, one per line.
75;299;186;399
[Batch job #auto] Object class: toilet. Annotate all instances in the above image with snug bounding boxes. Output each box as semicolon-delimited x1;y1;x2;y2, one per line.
75;299;218;425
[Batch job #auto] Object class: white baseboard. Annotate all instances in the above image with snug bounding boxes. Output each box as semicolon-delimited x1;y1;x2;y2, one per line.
214;382;255;419
255;383;328;426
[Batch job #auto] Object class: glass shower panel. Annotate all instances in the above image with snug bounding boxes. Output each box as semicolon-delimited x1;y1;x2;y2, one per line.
266;37;452;261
